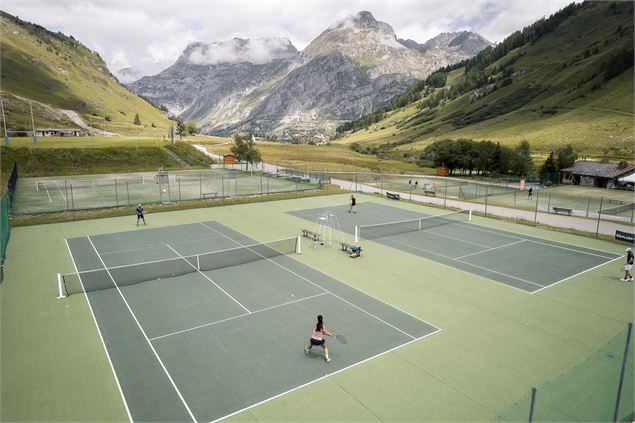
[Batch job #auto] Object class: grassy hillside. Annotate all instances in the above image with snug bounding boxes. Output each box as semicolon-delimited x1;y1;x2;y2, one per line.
0;11;172;136
205;140;427;173
337;2;634;160
0;141;213;185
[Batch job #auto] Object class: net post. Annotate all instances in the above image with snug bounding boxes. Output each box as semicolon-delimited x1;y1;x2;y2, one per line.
354;226;359;243
196;254;200;271
613;322;633;423
57;273;65;299
296;235;302;254
468;209;472;221
528;386;537;423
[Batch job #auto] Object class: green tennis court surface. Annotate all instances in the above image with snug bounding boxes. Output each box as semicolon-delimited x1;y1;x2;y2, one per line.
289;202;621;293
64;221;438;422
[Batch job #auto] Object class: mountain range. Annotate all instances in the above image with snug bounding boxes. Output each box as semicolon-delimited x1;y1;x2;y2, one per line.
128;11;493;139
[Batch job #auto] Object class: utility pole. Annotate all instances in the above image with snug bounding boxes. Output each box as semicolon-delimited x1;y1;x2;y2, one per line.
29;100;36;151
1;97;8;145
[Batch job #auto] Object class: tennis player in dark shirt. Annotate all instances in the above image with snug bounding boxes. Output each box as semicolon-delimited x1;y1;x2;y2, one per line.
348;195;357;213
136;204;146;226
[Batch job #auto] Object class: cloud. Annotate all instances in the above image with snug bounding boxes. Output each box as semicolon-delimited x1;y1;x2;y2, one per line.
187;38;295;65
1;0;579;80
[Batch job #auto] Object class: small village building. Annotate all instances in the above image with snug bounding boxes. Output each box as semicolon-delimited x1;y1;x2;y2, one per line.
223;154;236;165
35;128;82;137
560;159;634;188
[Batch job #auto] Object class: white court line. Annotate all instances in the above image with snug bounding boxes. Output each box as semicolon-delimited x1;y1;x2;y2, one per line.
457;222;618;260
86;236;198;423
386;237;543;292
532;256;624;294
43;181;52;203
208;328;441;423
150;292;329;341
454;240;525;260
99;236;217;257
54;181;66;201
199;222;420;340
165;244;251;314
64;239;133;422
199;223;442;331
423;229;491;248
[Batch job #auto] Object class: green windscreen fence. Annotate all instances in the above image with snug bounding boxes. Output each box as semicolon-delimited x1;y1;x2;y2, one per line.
0;193;9;280
1;162;17;281
494;323;634;422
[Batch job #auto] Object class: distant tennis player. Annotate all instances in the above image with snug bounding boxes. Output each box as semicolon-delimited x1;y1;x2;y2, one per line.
136;204;146;226
527;187;533;199
305;315;333;362
621;247;633;281
348;194;357;213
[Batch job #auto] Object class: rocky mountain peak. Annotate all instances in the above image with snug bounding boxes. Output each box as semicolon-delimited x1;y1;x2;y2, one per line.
327;11;395;35
179;37;298;66
398;31;493;56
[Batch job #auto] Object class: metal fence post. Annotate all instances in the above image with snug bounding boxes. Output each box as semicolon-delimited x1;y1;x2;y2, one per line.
199;172;202;199
534;191;539;226
114;178;118;206
596;197;603;238
484;185;489;217
126;182;130;206
70;184;74;210
613;322;633;422
443;179;448;209
546;193;551;213
380;170;383;196
586;197;591;218
178;179;181;202
529;387;537;423
513;191;517;208
65;180;69;211
221;175;225;197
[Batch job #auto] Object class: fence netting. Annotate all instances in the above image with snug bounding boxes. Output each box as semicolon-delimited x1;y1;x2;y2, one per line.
493;323;634;422
1;161;18;281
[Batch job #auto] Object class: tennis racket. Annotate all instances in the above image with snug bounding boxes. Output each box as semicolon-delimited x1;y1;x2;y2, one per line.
335;334;347;344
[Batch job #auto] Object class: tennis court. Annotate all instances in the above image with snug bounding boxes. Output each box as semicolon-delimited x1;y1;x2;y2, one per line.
289;202;622;293
62;221;439;422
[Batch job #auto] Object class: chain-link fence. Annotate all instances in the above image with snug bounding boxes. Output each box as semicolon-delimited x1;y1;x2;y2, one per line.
1;161;18;280
494;323;634;422
319;171;634;226
12;167;326;215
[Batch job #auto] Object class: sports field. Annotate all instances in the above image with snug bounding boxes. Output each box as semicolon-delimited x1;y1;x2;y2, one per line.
1;193;633;422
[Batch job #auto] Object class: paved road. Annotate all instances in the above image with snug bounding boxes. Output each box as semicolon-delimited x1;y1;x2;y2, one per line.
193;147;632;237
333;178;633;237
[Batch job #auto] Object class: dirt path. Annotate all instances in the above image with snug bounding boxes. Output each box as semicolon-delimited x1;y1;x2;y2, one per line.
59;109;114;135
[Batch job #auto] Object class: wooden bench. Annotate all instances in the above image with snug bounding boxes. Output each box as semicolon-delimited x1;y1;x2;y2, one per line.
301;229;320;241
340;242;352;251
201;192;218;199
386;192;400;200
424;190;436;196
552;207;573;215
607;199;625;205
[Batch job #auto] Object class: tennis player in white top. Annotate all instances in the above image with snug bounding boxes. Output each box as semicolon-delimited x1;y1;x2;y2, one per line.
305;315;333;362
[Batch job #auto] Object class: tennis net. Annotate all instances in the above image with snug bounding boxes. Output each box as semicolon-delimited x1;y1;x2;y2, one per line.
356;209;471;241
58;236;299;297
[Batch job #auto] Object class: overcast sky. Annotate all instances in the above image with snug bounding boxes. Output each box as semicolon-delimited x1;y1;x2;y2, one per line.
3;0;575;80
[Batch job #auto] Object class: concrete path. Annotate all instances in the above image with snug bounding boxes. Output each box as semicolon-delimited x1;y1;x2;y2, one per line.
333;178;633;237
193;146;632;237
